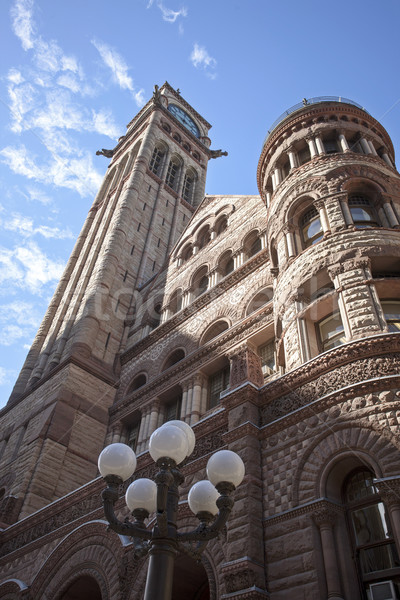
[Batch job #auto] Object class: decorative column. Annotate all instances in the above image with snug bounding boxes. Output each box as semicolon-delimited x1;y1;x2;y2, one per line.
382;151;393;167
328;257;385;340
260;231;268;250
184;380;194;423
360;137;372;155
295;293;311;363
313;506;345;600
190;374;206;425
367;138;378;155
339;197;354;227
233;250;244;270
228;343;264;390
265;192;271;208
148;400;160;438
283;224;296;258
314;200;330;234
160;305;171;324
287;146;298;169
111;422;123;443
382;196;400;228
338;132;350;152
209;268;219;288
182;288;192;308
273;166;282;189
210;227;217;241
306;136;318;158
136;406;151;453
192;243;200;255
315;133;325;155
180;380;190;420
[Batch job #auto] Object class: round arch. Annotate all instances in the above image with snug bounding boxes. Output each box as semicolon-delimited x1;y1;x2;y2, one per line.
31;520;124;600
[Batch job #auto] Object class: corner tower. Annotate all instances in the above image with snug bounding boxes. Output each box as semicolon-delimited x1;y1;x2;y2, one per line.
257;96;400;371
0;83;213;522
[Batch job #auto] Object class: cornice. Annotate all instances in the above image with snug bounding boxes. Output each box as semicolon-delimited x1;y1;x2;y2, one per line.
263;498;343;527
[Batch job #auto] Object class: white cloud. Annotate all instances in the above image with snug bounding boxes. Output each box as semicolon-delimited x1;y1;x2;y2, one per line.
1;213;74;240
91;108;120;138
26;187;53;205
92;38;145;107
158;3;187;22
0;301;41;348
0;241;64;294
11;0;35;51
0;366;18;385
190;43;217;70
0;145;103;197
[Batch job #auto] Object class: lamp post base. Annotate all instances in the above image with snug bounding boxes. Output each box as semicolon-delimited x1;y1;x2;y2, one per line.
143;540;177;600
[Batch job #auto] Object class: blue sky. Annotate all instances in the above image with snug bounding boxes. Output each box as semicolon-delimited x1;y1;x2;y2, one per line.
1;0;400;408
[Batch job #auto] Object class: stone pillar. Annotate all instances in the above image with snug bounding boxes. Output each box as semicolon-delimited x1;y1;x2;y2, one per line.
382;151;393;167
314;200;330;234
233;250;244;270
360;137;372;154
260;231;268;250
209;268;219;287
296;294;311;363
190;374;206;425
273;166;282;188
265;192;271;208
228;343;264;390
148;400;160;437
137;407;150;453
338;132;350;152
161;306;171;323
306;136;318;158
287;146;298;169
328;257;385;340
313;507;345;600
383;199;400;227
184;382;194;423
111;423;123;443
368;139;378;155
182;288;192;308
340;198;353;227
324;195;348;232
180;380;190;420
210;228;217;241
284;225;296;258
200;384;208;414
315;134;325;155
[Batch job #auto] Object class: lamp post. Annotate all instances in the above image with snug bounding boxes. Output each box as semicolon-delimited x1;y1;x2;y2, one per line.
98;420;244;600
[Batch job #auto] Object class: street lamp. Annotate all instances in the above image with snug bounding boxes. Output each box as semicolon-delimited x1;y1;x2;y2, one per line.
98;420;244;600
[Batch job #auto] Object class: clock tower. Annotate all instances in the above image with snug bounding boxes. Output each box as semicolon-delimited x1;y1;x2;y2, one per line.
2;82;215;519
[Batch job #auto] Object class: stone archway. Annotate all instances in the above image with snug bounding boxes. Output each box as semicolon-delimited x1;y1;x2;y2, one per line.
59;575;102;600
171;554;210;600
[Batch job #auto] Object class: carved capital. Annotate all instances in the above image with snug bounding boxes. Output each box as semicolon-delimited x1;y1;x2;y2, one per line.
313;505;340;527
313;199;325;211
376;478;400;507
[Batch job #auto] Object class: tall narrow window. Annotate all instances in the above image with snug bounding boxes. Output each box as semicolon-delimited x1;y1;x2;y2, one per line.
259;341;275;376
208;366;230;409
182;172;195;204
166;157;180;190
301;206;323;247
127;422;140;451
344;469;400;597
149;146;164;176
349;196;379;228
164;395;182;422
318;312;346;351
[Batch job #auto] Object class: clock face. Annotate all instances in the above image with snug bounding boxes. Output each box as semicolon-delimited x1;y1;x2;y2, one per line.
167;104;200;138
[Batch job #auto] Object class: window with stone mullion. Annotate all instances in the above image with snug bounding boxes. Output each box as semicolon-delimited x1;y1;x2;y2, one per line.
166;160;178;189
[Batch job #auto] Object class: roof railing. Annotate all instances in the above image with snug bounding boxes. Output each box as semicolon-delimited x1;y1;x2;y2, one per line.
262;96;368;148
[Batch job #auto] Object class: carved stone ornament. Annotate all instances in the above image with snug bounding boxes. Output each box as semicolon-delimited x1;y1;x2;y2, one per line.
229;344;264;389
376;478;400;507
312;504;341;527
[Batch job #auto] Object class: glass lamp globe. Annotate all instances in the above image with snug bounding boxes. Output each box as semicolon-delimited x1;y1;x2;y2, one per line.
149;424;188;465
206;450;245;488
188;480;219;516
160;420;195;456
98;443;137;481
125;478;157;513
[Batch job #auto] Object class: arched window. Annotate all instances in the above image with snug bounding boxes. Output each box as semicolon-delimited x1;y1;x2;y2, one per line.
166;155;181;190
318;312;346;351
162;349;185;371
201;320;229;345
149;143;166;176
343;469;400;596
349;195;380;228
246;287;273;315
169;289;183;315
181;244;193;263
197;226;211;250
218;250;234;277
301;206;323;247
215;216;228;235
128;373;147;393
192;266;209;299
243;231;261;260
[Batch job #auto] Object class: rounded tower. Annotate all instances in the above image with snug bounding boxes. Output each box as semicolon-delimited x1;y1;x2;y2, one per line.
257;97;400;371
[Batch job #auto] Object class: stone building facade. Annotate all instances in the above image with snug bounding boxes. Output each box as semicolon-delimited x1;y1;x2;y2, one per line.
1;84;400;600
